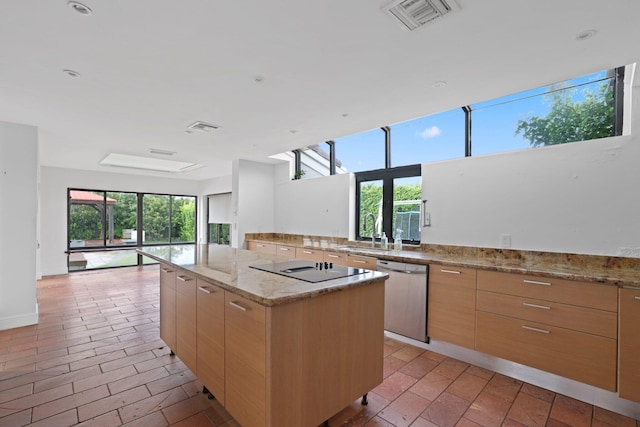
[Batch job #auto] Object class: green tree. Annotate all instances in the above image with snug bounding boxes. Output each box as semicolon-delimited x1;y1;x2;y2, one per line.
69;205;102;240
360;183;382;237
515;81;615;147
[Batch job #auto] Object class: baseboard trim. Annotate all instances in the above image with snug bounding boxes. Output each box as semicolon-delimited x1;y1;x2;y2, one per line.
384;331;640;420
0;307;39;331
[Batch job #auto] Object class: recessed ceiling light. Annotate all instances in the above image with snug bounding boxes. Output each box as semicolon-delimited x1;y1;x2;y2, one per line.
432;81;447;88
254;76;264;83
100;153;202;174
341;113;350;118
187;121;220;133
576;29;597;41
149;148;176;156
63;69;81;78
289;130;298;134
68;1;92;15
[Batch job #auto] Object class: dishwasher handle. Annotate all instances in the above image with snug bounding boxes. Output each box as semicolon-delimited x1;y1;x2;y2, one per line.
377;260;427;275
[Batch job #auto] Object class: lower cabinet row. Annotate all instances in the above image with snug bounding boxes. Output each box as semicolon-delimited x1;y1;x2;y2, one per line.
428;265;640;401
159;263;385;427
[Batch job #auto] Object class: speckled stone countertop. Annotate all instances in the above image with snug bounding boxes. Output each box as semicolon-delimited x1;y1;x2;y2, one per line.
245;233;640;288
138;244;387;306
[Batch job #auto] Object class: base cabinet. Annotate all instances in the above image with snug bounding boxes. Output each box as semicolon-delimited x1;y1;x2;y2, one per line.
619;288;640;401
196;279;225;404
176;271;197;373
428;266;477;348
159;265;177;352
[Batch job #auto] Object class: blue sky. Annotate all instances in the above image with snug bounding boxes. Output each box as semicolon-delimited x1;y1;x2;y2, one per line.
333;70;610;173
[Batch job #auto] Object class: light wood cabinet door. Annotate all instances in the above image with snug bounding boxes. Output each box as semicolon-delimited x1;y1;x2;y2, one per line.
476;290;617;338
619;287;640;402
347;254;377;270
196;279;225;404
476;311;617;391
323;251;347;266
428;266;477;348
276;244;296;259
477;270;617;312
159;264;177;352
225;292;266;427
176;271;197;373
246;241;277;255
296;247;324;262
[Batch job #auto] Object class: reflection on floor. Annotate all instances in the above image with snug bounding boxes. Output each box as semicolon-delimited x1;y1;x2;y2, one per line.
0;266;637;426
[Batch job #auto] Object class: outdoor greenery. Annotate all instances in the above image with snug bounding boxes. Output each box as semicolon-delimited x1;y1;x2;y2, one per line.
359;182;421;240
69;192;196;245
516;81;615;147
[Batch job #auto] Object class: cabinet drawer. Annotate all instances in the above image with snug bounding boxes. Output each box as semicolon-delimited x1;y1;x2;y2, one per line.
247;241;276;255
619;288;640;402
276;244;296;259
477;290;617;338
428;277;476;349
159;264;177;351
477;270;617;312
323;251;347;266
429;266;477;289
347;254;377;270
225;293;266;427
296;247;324;262
476;311;616;391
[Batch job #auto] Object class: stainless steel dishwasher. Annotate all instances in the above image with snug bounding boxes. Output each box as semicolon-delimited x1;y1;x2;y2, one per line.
377;259;429;342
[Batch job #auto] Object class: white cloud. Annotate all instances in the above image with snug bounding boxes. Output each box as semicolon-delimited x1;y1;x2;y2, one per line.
419;126;442;139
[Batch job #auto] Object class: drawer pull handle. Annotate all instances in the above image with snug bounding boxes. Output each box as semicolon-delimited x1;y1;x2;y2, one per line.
522;302;551;310
280;247;290;251
327;254;339;258
523;279;551;286
440;269;461;274
303;250;312;254
161;268;174;273
257;244;265;247
635;296;640;300
229;301;247;312
352;260;367;264
522;325;550;334
177;275;193;282
198;286;212;294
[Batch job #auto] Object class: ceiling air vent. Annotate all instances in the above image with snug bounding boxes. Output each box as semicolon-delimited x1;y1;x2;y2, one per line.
383;0;460;32
187;121;220;133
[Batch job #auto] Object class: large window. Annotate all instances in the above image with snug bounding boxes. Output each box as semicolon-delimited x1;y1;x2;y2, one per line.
290;67;625;180
207;193;232;245
68;189;197;271
356;165;422;244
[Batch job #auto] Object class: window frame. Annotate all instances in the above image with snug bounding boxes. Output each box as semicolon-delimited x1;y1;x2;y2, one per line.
355;164;422;244
66;188;198;271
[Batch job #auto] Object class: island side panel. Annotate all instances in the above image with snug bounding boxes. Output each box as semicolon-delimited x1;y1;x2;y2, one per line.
267;280;385;426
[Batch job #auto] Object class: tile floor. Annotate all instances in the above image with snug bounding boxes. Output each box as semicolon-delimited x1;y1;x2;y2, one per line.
0;265;638;427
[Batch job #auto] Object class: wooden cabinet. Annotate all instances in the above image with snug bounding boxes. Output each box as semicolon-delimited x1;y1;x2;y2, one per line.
475;270;618;391
323;251;347;266
247;241;277;255
275;244;296;258
176;270;197;373
159;264;177;352
347;254;377;270
196;278;225;404
428;266;477;348
619;287;640;402
295;247;324;262
225;292;267;427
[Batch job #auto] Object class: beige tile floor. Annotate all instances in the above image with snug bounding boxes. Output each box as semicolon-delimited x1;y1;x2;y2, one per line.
0;265;637;426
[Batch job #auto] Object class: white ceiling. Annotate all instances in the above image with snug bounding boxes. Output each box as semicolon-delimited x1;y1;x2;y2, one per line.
1;0;639;181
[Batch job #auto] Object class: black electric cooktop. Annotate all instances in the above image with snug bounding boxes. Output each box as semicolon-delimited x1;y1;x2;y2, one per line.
249;260;366;283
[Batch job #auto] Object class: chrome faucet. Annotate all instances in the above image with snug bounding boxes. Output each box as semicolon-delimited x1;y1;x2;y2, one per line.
364;212;377;247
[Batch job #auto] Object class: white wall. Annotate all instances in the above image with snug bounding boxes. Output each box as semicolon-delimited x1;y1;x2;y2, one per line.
40;166;200;276
274;172;354;239
1;121;39;330
232;159;275;248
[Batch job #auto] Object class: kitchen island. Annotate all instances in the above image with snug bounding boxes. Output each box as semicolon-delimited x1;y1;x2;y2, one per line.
139;244;388;427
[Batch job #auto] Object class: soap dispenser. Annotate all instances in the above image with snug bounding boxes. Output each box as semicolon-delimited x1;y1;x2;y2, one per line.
394;230;403;251
380;232;388;249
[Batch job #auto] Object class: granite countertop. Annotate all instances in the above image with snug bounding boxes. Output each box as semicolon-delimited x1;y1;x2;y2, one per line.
138;244;387;306
246;235;640;288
